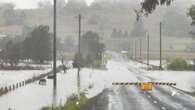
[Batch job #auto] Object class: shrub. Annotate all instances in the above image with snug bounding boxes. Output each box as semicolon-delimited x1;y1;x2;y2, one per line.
40;93;88;110
73;53;104;69
167;58;191;71
62;93;88;110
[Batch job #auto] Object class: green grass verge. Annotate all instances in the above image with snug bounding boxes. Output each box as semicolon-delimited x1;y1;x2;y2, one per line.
0;88;8;96
40;93;88;110
167;58;192;71
104;53;112;60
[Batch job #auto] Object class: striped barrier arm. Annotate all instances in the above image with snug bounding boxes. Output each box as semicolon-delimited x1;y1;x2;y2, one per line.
112;82;142;86
112;82;176;86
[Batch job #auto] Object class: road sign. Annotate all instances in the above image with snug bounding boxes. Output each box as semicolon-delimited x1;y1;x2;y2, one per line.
139;82;152;91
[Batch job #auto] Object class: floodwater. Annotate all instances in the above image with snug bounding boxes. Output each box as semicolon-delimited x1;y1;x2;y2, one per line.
0;70;78;110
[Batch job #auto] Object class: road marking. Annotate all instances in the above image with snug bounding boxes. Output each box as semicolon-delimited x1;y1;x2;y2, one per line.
161;107;166;110
153;100;157;104
148;95;151;98
171;91;177;96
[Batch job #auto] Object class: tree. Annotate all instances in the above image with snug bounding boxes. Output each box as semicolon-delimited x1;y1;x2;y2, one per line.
38;0;52;8
0;40;21;67
132;0;174;21
2;3;15;25
162;7;191;37
63;36;75;52
141;0;173;15
130;18;145;38
2;3;25;25
188;5;195;25
123;31;129;38
72;53;84;68
23;25;52;63
111;28;118;38
73;31;105;67
65;0;87;12
111;28;126;38
188;5;195;36
81;31;104;60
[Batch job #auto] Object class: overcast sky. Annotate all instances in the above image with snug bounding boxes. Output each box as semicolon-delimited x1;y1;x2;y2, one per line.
0;0;195;9
0;0;94;9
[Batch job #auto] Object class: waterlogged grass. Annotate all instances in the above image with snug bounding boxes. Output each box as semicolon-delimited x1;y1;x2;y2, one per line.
0;88;8;96
40;93;88;110
167;58;192;71
104;53;112;60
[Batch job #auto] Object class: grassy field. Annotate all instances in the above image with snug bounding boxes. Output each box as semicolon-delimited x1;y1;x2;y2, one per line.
104;36;195;60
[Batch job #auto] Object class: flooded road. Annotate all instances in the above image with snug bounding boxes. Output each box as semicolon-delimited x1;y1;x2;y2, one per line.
0;70;78;110
0;70;51;87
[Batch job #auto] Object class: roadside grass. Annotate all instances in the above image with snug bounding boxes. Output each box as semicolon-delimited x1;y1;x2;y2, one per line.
0;87;8;96
167;58;192;71
104;53;112;60
40;93;88;110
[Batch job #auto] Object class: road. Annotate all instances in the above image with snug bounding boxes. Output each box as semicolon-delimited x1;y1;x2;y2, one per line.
1;52;195;110
82;52;195;110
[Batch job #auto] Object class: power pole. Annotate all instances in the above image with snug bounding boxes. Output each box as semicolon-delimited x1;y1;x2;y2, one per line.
135;39;137;60
129;41;131;59
131;41;134;59
129;41;133;59
139;39;142;60
53;0;57;91
77;14;81;100
160;22;162;70
53;0;57;107
147;33;150;66
131;41;133;59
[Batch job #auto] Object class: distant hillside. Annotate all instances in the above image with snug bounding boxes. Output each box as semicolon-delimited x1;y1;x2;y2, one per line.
0;0;194;40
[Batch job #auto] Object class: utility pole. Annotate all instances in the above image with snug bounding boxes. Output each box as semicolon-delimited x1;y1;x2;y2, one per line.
139;39;142;60
147;33;150;66
131;41;134;59
135;39;137;60
130;41;133;59
77;14;81;100
129;41;131;59
52;0;57;107
160;22;162;70
53;0;57;91
131;41;133;59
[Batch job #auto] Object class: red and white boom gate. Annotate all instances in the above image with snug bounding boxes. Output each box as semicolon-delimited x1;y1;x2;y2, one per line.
112;82;176;91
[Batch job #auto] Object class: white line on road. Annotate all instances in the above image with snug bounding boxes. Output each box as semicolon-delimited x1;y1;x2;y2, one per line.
161;106;166;110
153;100;158;104
148;95;151;98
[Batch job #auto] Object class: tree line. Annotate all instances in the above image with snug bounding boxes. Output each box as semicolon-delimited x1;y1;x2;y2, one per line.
73;31;105;68
0;25;52;67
